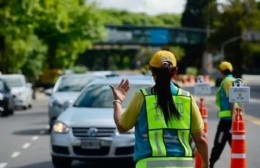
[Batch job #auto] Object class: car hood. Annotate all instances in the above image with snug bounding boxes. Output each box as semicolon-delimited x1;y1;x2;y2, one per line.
11;87;25;94
57;107;116;127
51;92;80;103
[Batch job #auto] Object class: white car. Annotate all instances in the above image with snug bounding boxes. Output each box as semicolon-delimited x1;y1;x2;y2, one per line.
47;74;105;132
50;75;154;168
0;74;33;109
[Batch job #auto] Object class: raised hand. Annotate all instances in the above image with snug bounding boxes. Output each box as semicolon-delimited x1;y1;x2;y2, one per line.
110;79;130;103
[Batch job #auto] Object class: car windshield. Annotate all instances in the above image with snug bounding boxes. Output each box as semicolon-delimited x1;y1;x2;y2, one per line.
56;76;97;92
1;78;23;87
74;83;151;108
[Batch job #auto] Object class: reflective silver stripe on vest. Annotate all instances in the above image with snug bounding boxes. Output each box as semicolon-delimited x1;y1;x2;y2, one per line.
146;159;193;168
154;131;163;156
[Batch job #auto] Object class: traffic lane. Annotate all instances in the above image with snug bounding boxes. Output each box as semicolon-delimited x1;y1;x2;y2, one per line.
8;129;52;168
206;100;260;167
0;95;49;168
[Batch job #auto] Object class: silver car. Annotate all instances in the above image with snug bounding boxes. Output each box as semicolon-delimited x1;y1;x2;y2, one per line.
50;75;154;168
47;74;104;132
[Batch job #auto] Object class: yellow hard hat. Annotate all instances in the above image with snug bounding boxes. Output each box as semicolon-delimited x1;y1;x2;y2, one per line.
219;61;233;72
149;50;177;68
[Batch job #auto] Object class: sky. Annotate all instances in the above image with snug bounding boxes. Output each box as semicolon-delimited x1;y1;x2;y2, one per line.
90;0;227;16
90;0;186;15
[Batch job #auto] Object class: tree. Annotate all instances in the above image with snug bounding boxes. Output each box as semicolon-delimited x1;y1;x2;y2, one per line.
207;0;260;76
0;0;46;74
32;0;105;69
99;9;182;27
180;0;209;74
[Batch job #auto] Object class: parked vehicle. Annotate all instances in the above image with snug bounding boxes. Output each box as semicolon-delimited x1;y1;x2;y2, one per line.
46;74;104;132
0;78;14;116
50;75;154;168
0;74;32;110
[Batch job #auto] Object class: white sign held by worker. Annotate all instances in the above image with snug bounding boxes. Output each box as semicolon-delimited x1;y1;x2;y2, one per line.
229;87;250;103
194;83;211;95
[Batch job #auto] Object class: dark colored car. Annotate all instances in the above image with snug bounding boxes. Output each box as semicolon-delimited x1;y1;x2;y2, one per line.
0;78;14;117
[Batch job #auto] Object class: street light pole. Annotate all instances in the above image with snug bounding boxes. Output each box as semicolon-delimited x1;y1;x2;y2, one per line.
220;35;241;60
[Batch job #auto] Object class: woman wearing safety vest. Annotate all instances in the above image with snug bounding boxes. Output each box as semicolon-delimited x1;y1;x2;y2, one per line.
110;50;208;168
209;61;236;168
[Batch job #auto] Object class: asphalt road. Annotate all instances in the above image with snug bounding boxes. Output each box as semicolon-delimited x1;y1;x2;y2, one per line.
0;81;259;168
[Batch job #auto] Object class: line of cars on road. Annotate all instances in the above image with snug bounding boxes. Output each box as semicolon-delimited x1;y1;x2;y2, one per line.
0;74;33;117
46;72;155;168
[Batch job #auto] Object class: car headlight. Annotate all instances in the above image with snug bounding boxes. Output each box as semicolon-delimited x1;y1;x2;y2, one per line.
0;93;3;100
52;121;70;134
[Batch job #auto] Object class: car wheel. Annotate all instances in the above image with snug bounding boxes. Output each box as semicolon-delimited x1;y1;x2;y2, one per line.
2;110;9;117
52;156;72;168
9;109;14;115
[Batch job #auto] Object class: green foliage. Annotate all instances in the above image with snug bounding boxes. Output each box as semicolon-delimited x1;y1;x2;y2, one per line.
33;0;105;69
0;0;105;80
186;67;198;75
206;0;260;75
0;0;44;74
99;9;181;27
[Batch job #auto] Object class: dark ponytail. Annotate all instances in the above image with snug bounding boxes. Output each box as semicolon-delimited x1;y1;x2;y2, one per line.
150;61;181;123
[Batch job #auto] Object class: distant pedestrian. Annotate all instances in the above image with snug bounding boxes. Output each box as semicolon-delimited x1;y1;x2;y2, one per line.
209;61;236;168
110;50;208;168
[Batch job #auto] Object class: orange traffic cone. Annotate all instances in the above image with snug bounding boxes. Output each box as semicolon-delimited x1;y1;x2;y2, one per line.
204;75;210;84
230;106;246;168
189;75;196;86
195;98;208;168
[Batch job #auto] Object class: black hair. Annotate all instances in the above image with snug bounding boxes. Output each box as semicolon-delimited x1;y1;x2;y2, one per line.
221;69;232;76
150;61;181;123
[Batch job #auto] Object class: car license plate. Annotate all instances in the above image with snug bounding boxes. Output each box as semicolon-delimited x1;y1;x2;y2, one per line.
81;139;100;149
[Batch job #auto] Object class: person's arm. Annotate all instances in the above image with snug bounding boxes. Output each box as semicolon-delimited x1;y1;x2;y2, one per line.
192;131;209;168
110;79;130;133
112;99;127;133
190;96;208;167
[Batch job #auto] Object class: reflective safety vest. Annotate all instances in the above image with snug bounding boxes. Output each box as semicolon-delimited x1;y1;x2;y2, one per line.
136;88;193;168
216;75;236;119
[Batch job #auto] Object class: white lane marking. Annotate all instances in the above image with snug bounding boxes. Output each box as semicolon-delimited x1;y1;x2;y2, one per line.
32;136;39;141
0;162;7;168
22;143;31;149
11;151;20;158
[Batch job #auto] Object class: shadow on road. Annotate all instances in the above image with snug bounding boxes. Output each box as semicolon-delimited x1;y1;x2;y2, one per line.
13;128;49;136
17;160;135;168
18;161;53;168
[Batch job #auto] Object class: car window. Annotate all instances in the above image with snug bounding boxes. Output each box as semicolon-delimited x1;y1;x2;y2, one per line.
1;78;24;87
74;83;151;108
56;76;96;92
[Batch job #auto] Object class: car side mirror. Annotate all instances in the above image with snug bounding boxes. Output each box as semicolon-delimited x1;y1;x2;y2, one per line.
26;83;32;88
45;88;53;96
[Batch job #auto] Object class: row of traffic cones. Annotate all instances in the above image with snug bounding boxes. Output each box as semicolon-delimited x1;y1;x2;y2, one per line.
194;101;247;168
